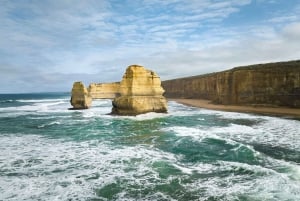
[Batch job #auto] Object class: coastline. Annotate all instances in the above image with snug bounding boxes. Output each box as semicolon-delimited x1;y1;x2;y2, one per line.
171;98;300;119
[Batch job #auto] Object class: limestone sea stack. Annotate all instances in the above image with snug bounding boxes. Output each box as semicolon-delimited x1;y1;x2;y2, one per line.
111;65;167;115
88;82;120;99
70;82;92;109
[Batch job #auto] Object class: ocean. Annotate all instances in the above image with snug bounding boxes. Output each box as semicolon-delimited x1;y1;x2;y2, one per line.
0;92;299;201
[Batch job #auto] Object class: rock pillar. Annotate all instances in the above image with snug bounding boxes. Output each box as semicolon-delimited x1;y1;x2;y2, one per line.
70;82;92;109
111;65;167;115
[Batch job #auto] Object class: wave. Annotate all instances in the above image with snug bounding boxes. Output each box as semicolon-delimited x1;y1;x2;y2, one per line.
163;123;300;173
183;160;300;200
113;112;170;121
199;109;265;119
37;121;61;128
0;99;15;103
161;124;253;144
0;99;68;111
164;114;300;149
1;134;299;200
16;98;68;103
1;97;300;200
0;135;178;200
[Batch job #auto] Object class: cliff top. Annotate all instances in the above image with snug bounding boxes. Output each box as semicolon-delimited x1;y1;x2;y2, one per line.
232;60;300;71
164;60;300;82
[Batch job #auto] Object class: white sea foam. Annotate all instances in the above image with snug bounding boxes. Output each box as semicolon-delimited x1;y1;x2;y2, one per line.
172;162;217;175
253;117;300;149
1;99;300;200
0;100;68;113
0;98;79;117
199;109;266;120
162;125;247;146
1;130;299;200
37;121;61;128
180;160;300;200
170;101;275;120
0;135;179;200
16;98;68;103
162;126;214;140
113;112;169;121
0;99;173;119
168;101;204;117
0;99;14;103
164;114;300;151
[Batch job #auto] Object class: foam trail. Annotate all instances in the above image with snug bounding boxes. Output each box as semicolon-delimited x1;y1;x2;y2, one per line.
16;98;68;103
1;97;300;200
0;135;178;200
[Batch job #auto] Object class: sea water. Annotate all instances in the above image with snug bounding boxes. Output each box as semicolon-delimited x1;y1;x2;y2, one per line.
0;93;299;201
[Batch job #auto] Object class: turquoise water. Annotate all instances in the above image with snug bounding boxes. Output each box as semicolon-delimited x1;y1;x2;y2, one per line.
0;93;299;201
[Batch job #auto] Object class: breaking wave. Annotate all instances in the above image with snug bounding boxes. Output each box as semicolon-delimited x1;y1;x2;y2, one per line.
0;94;299;200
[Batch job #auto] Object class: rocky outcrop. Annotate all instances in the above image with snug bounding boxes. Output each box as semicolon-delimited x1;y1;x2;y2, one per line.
162;60;300;108
70;82;92;109
88;82;120;99
111;65;167;115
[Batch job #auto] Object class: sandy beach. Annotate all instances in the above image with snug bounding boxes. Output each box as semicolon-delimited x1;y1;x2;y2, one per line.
172;99;300;119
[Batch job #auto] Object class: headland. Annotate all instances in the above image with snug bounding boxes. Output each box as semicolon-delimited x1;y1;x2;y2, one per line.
162;60;300;108
163;60;300;118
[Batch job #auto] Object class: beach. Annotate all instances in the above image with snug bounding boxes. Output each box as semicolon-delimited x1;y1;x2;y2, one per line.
173;98;300;119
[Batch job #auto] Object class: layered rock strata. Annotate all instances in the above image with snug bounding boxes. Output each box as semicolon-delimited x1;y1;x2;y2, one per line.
162;60;300;108
88;82;120;99
70;82;92;109
111;65;167;115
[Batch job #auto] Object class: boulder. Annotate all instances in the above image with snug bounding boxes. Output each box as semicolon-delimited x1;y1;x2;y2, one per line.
112;65;167;115
70;82;92;109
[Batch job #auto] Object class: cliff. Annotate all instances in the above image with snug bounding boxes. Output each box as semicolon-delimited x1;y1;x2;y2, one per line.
88;82;120;99
112;65;167;115
162;60;300;108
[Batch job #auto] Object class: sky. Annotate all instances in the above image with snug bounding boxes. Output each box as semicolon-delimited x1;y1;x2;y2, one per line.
0;0;300;93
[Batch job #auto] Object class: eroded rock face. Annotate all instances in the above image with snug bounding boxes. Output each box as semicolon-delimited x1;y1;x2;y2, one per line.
112;65;167;115
162;60;300;107
70;82;92;109
88;82;120;99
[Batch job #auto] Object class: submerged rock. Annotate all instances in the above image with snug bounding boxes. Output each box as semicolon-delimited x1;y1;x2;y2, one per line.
70;82;92;109
111;65;167;115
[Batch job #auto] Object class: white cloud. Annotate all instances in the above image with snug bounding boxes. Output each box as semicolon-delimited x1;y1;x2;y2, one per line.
282;22;300;39
129;21;300;80
0;0;300;93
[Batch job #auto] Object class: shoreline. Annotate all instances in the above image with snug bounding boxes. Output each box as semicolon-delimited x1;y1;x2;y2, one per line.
171;98;300;119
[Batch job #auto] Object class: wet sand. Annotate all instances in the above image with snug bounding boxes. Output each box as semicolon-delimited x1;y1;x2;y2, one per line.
172;99;300;119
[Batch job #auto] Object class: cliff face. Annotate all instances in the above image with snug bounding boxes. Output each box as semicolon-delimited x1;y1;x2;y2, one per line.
70;82;92;109
162;60;300;108
88;82;120;99
112;65;167;115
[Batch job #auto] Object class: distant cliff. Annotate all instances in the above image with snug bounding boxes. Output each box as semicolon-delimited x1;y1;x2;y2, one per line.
162;60;300;108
